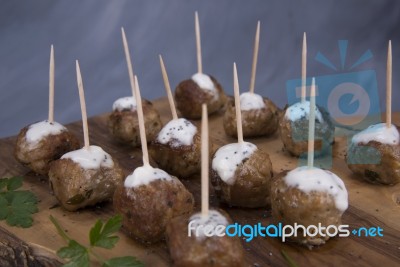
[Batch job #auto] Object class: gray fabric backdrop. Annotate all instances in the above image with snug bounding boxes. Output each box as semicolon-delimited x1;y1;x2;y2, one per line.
1;0;400;137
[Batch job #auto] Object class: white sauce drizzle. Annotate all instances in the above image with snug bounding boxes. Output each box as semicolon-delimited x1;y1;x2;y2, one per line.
156;118;197;147
61;145;114;170
25;120;67;148
351;123;399;145
191;73;218;100
112;96;137;112
189;210;229;240
284;166;348;212
212;142;257;185
284;101;323;123
124;165;172;188
240;92;265;111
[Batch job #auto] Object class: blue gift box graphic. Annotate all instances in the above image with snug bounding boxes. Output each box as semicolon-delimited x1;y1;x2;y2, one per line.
285;40;381;167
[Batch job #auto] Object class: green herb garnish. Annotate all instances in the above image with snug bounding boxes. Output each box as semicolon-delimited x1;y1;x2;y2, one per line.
50;214;144;267
281;250;299;267
0;176;38;228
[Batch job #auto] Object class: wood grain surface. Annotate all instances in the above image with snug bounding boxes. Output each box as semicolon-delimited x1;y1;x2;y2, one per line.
0;98;399;267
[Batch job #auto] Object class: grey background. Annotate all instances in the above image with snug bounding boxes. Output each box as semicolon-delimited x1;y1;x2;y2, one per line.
1;0;400;137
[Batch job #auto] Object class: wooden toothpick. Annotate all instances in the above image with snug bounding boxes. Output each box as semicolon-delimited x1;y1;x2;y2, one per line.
195;11;203;74
201;104;209;217
48;45;55;123
233;63;244;144
159;55;178;120
75;60;90;149
301;32;307;103
133;76;150;167
386;40;392;128
249;21;260;94
121;27;136;99
307;77;316;168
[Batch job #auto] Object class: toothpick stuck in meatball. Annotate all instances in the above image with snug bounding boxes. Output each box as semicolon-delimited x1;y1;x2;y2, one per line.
174;12;227;119
113;75;195;243
211;63;273;208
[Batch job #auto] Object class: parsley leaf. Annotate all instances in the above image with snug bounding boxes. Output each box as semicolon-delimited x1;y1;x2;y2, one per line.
103;256;144;267
90;215;122;249
281;250;299;267
0;196;8;219
7;176;23;191
58;240;90;267
51;215;144;267
50;214;71;242
0;176;38;228
0;178;8;190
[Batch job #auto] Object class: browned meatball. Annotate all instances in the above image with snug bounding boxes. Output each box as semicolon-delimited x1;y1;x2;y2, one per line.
107;99;162;146
113;174;194;243
270;167;348;247
175;75;227;119
211;142;273;208
14;121;79;175
149;118;213;179
346;124;400;185
149;133;203;179
48;146;124;211
166;209;244;267
279;104;334;157
223;97;279;138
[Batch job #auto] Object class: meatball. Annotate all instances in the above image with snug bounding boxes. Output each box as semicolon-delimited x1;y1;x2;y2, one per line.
223;93;279;138
166;209;244;267
346;123;400;185
14;120;79;175
108;97;162;146
48;146;124;211
113;166;194;243
175;73;227;119
270;167;348;247
149;118;211;179
210;142;273;208
279;101;334;157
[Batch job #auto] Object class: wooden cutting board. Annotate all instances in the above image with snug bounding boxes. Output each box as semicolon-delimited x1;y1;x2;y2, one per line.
0;98;399;267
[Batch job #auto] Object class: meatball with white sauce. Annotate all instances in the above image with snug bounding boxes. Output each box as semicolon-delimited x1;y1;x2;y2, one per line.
49;145;124;211
210;141;273;208
175;73;227;119
271;166;348;248
279;101;334;157
15;120;79;175
149;118;211;179
113;165;194;243
223;93;279;138
346;123;400;185
108;97;162;146
166;209;244;267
